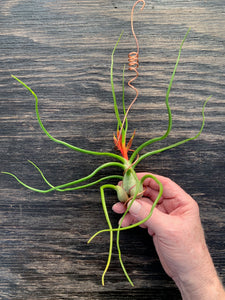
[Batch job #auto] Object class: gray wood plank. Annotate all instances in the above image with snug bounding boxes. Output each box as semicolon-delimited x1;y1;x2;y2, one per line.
1;0;224;299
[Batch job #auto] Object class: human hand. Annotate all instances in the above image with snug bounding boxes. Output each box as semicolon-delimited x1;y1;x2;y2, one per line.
113;173;225;300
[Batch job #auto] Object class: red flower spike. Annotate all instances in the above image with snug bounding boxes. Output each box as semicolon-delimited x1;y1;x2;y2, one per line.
114;130;136;160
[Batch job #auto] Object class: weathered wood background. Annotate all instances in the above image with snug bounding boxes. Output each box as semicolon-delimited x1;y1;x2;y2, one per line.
0;0;224;299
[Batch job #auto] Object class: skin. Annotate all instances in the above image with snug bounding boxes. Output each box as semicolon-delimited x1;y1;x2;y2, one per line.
113;173;225;299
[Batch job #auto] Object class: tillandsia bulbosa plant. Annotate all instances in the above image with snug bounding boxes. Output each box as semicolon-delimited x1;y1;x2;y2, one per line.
3;0;210;286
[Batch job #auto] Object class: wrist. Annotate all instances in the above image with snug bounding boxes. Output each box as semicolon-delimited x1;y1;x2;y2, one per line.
176;272;224;300
173;244;225;300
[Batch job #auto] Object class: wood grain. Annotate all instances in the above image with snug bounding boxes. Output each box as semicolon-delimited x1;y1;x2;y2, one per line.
0;0;224;299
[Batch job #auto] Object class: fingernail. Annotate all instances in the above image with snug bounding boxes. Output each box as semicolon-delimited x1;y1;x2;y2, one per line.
128;200;141;216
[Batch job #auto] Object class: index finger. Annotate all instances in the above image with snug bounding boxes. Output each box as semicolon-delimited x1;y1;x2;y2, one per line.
136;172;191;201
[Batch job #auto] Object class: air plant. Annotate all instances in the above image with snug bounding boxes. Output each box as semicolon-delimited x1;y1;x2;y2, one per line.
2;0;210;287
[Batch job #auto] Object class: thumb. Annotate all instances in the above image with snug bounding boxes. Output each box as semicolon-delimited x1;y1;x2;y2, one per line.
128;199;172;235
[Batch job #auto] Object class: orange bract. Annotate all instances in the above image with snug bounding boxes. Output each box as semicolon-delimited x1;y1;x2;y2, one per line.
114;130;136;160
